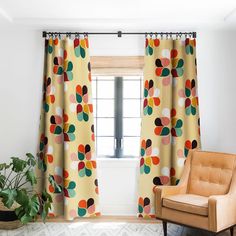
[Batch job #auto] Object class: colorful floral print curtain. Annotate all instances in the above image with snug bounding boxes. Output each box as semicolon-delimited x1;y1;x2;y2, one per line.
37;36;99;220
138;37;201;218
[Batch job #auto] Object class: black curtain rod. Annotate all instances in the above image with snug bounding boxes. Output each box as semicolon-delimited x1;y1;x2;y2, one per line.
42;31;197;38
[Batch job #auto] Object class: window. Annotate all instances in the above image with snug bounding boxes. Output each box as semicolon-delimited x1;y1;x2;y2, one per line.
92;75;143;158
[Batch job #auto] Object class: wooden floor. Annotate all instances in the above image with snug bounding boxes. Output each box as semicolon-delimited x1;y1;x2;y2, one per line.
43;216;235;235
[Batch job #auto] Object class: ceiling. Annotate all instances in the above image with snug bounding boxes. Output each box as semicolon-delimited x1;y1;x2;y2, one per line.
0;0;236;31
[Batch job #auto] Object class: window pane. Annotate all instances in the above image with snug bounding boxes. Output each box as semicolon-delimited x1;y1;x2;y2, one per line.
123;137;140;157
123;99;141;117
97;118;114;136
97;137;114;157
97;99;114;117
123;79;140;98
97;80;114;98
123;118;141;136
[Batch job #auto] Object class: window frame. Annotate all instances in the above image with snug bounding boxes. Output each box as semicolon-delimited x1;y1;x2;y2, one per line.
91;56;144;159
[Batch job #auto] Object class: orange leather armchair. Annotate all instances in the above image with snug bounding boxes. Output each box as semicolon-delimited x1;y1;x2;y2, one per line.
154;150;236;236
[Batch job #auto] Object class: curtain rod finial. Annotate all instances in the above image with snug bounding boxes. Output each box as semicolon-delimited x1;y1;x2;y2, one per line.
42;31;47;38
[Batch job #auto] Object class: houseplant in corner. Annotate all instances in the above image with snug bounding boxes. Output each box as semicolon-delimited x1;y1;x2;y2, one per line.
0;153;53;229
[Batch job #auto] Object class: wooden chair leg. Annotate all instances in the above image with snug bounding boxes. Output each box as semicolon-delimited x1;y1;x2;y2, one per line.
230;227;234;236
162;221;167;236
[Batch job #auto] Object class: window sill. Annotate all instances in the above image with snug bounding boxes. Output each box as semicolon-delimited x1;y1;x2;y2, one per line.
96;157;139;168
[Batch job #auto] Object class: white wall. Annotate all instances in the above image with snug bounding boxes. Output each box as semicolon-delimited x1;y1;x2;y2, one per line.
0;29;236;215
197;31;236;153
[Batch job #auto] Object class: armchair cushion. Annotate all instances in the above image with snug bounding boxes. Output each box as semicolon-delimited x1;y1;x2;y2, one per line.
163;194;208;216
188;151;235;197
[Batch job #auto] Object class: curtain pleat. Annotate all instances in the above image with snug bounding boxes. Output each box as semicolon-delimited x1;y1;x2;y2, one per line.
138;37;201;218
36;36;100;220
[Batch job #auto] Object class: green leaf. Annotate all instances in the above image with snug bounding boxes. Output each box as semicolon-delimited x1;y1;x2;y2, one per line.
26;170;37;185
20;214;33;224
48;175;62;193
0;189;17;208
0;163;10;171
15;189;29;206
42;190;52;203
26;153;36;166
11;157;27;172
41;202;51;222
15;206;25;219
0;175;6;189
28;195;40;217
26;153;34;159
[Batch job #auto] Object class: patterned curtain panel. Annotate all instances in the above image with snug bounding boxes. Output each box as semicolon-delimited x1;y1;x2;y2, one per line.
37;36;100;220
138;37;201;218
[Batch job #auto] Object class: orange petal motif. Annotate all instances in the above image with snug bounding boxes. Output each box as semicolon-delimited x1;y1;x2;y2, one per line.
78;200;87;208
78;144;85;153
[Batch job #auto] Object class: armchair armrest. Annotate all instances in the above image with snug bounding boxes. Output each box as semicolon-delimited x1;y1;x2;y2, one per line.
209;168;236;232
208;194;236;232
154;183;188;217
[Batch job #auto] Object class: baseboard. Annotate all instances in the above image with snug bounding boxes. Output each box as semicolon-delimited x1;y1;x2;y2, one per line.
100;204;137;215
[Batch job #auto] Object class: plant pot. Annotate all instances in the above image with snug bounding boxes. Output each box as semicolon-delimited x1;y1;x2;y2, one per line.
0;198;22;229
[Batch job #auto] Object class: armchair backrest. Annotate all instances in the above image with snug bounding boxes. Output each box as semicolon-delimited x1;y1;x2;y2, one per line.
187;150;236;197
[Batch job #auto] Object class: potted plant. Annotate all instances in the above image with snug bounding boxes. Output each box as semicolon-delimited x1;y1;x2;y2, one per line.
0;153;53;229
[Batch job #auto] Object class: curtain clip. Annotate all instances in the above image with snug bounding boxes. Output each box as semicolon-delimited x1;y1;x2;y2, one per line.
160;32;163;39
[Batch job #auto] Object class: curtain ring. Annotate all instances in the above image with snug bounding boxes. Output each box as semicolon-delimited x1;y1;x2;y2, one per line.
161;32;163;39
185;33;187;39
